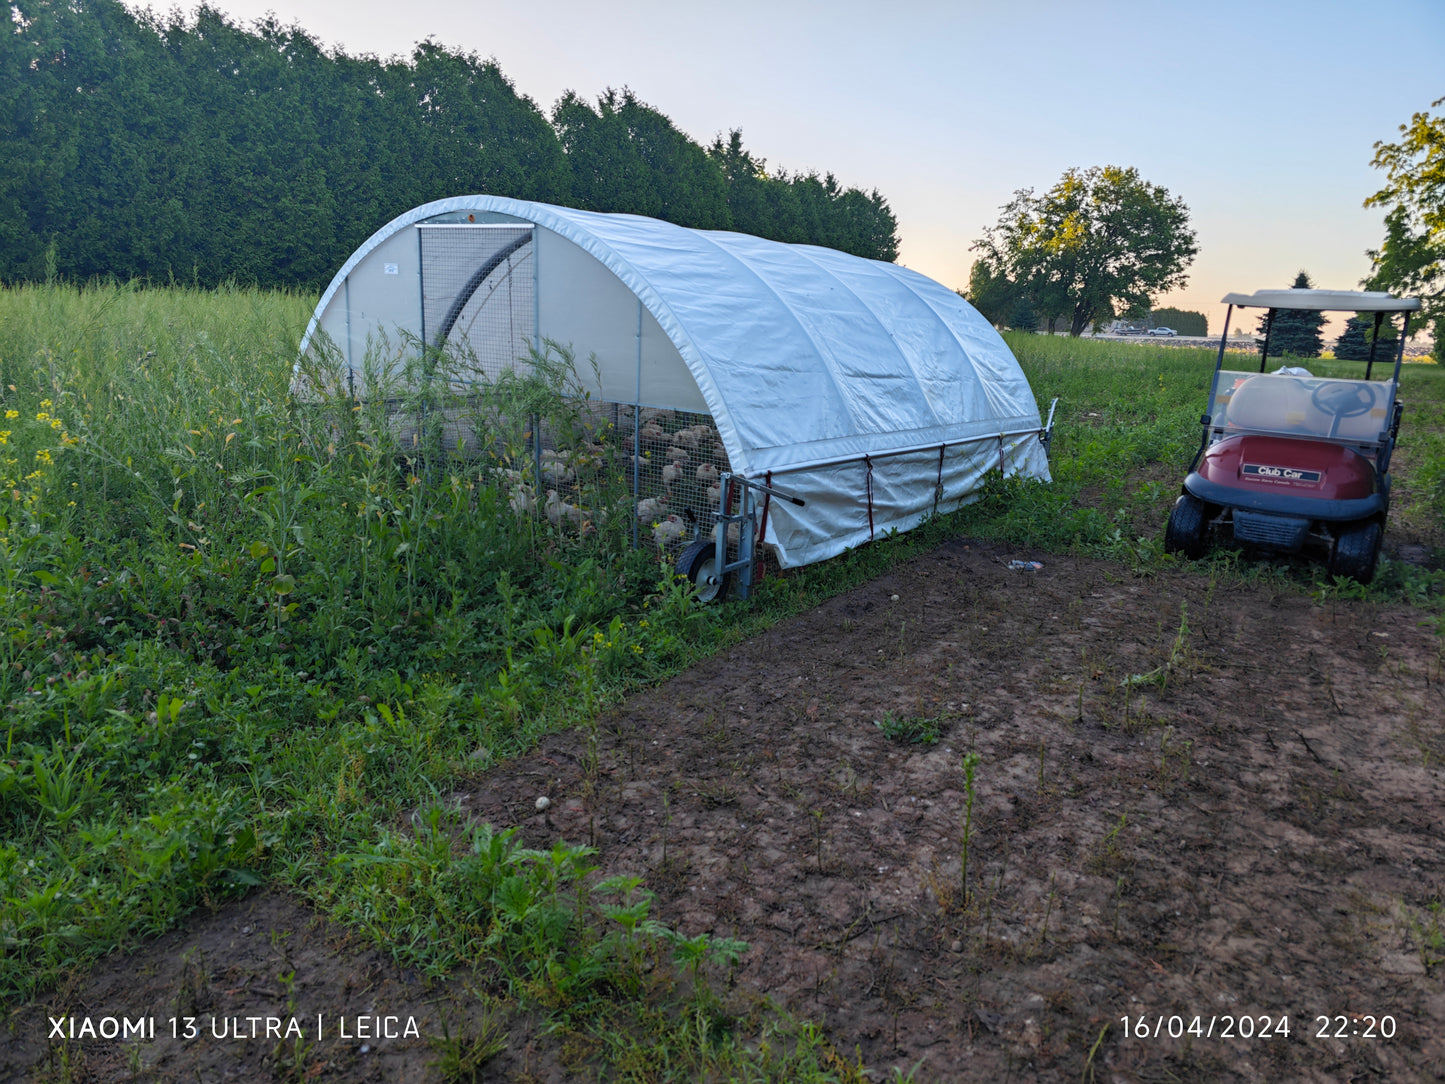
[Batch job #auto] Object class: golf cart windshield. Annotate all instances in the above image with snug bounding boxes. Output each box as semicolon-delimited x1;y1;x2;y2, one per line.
1210;370;1396;446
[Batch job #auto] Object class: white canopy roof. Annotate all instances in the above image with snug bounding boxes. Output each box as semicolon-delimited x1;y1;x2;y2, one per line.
303;195;1043;479
1221;289;1421;312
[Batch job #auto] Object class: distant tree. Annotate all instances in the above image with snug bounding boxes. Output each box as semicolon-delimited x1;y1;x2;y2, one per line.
972;165;1197;337
1007;293;1040;333
1149;307;1207;336
1258;271;1327;358
1364;96;1444;356
963;259;1016;326
1333;314;1399;361
1333;317;1369;360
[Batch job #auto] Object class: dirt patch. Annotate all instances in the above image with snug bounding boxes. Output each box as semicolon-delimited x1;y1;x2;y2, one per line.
7;539;1445;1081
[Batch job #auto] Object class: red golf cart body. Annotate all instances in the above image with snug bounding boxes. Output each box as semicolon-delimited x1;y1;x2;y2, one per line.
1164;289;1421;583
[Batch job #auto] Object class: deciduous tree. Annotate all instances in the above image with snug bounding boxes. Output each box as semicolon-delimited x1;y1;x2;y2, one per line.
972;165;1197;337
1364;97;1444;355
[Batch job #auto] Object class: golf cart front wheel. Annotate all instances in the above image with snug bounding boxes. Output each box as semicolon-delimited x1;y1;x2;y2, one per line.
1328;520;1382;585
676;540;732;603
1164;495;1209;559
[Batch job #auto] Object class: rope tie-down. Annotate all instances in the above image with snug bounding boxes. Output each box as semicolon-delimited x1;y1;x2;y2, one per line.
933;444;946;513
756;470;774;582
864;455;876;542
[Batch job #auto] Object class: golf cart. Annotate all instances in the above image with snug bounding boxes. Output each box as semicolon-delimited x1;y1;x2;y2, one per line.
1164;289;1421;583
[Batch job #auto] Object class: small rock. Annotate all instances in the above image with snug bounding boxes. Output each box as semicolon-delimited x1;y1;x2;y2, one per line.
890;594;900;601
950;939;962;953
535;796;551;811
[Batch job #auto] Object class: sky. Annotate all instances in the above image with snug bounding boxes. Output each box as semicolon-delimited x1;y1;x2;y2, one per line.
178;0;1443;338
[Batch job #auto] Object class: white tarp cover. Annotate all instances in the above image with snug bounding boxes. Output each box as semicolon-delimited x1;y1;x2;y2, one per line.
303;195;1051;568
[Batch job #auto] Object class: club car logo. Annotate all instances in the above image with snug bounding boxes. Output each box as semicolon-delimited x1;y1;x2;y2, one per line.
1243;463;1321;485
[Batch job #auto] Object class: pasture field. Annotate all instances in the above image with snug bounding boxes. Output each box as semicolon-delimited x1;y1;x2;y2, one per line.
2;285;1443;1081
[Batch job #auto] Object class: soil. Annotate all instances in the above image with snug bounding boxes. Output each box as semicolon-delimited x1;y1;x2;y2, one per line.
6;538;1445;1082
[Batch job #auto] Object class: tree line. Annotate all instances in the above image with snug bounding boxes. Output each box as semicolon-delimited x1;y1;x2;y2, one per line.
0;0;899;289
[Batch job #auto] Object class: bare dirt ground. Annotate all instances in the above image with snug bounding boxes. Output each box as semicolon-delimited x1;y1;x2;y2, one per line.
6;538;1445;1082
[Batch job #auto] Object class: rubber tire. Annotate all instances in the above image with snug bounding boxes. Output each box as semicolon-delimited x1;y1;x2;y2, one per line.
675;540;732;603
1164;495;1209;559
1327;520;1382;585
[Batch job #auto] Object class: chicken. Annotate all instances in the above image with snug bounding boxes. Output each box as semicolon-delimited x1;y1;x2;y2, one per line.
545;489;588;530
652;514;689;548
509;484;535;516
636;496;667;523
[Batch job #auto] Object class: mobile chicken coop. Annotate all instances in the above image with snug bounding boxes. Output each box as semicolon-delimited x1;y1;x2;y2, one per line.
297;195;1054;598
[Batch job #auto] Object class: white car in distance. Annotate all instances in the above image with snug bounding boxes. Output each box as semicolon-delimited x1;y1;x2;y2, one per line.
1148;326;1177;336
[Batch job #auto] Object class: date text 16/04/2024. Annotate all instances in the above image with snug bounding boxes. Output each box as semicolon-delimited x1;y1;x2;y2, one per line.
1119;1015;1398;1040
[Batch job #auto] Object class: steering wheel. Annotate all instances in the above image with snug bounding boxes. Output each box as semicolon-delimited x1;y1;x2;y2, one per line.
1310;381;1375;419
1310;380;1376;439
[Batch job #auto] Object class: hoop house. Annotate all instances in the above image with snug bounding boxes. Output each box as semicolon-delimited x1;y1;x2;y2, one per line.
299;195;1051;574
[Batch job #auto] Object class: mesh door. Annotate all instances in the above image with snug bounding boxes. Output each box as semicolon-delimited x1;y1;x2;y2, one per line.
418;224;536;384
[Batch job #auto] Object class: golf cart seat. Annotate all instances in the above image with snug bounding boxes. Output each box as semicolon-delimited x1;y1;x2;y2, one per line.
1225;374;1311;432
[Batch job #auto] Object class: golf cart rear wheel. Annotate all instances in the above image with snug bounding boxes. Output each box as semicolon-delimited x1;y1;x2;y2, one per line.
1164;495;1209;559
1328;520;1382;585
676;540;732;603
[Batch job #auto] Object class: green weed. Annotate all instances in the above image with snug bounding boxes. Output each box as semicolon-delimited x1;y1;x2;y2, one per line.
873;711;945;745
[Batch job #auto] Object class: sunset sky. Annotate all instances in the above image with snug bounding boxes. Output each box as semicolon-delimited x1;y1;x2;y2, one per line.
179;0;1443;337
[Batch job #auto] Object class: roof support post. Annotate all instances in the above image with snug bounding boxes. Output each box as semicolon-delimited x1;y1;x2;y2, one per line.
1259;309;1275;373
1366;312;1384;380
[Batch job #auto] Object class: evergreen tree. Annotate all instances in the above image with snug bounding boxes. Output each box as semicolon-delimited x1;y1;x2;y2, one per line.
1258;271;1326;358
1008;293;1040;333
553;87;730;229
1333;317;1370;360
1333;314;1398;361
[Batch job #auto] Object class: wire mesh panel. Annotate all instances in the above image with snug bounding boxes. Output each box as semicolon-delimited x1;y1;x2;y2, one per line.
609;405;742;561
418;224;536;385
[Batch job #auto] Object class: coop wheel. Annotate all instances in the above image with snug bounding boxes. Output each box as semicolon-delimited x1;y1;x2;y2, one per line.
675;540;732;603
1327;520;1382;585
1164;495;1209;559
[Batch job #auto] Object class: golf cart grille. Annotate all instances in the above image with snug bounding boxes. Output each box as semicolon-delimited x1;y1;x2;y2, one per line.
1232;510;1310;551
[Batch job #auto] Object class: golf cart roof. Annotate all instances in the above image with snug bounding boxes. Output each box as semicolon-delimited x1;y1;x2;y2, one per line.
1220;289;1421;312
